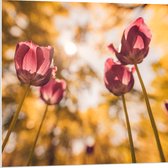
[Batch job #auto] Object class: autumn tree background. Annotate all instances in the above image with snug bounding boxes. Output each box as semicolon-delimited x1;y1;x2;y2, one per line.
2;1;168;166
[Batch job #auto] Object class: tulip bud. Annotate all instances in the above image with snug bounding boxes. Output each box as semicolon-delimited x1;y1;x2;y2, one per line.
14;41;54;86
104;58;134;96
40;78;66;105
108;17;152;65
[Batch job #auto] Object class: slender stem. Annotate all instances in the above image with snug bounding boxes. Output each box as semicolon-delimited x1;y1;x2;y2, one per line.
48;106;60;165
2;84;30;152
27;104;48;166
121;94;136;163
134;63;165;162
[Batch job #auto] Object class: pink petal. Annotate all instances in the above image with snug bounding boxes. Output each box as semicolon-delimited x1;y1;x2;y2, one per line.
124;17;142;39
54;80;66;91
114;76;119;81
36;46;53;75
58;79;67;90
36;47;45;71
131;66;136;73
139;20;152;40
40;78;54;102
14;43;30;70
16;69;31;84
50;80;66;104
104;58;116;71
108;44;118;54
50;90;62;104
104;58;123;87
122;68;131;85
124;17;151;40
32;68;52;86
133;35;144;49
104;58;114;85
125;26;139;49
22;44;37;73
134;17;144;26
126;74;134;93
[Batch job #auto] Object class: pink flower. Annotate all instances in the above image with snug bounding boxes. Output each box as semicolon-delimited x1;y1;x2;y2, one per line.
109;17;152;65
14;41;54;86
40;78;66;105
104;58;134;96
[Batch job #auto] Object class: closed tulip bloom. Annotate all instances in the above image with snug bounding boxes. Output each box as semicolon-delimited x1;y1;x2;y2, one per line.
40;78;66;105
14;41;54;86
104;58;134;96
108;17;152;65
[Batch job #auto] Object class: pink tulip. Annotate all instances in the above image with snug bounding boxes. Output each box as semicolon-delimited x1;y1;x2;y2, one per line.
14;41;54;86
40;78;66;105
108;17;152;65
104;58;134;96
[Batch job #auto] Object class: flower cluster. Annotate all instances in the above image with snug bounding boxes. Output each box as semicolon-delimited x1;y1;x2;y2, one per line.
104;17;166;162
2;41;66;158
13;41;67;165
14;41;66;104
104;17;152;95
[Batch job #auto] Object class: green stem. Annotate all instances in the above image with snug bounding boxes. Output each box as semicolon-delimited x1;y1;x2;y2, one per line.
27;104;48;166
134;63;165;162
121;94;136;163
2;84;30;152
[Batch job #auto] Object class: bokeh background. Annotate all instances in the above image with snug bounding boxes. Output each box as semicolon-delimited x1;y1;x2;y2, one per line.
2;1;168;166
